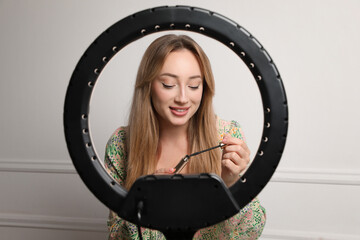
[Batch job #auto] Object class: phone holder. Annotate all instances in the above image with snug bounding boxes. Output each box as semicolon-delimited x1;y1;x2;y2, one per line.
120;174;239;239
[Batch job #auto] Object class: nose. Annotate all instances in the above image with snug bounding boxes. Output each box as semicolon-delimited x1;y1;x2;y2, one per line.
174;85;189;104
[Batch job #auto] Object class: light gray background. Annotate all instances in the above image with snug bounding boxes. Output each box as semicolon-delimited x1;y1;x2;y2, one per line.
1;0;359;239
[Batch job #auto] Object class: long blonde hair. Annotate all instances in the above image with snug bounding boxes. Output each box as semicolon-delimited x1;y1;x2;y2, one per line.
125;34;221;190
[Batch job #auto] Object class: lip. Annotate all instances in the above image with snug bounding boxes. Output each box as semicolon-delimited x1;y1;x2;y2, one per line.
169;106;190;116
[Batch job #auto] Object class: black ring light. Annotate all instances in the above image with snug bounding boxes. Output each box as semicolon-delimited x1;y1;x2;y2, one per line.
64;5;288;237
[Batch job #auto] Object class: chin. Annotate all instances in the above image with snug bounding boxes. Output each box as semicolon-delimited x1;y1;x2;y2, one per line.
170;121;189;127
169;117;191;127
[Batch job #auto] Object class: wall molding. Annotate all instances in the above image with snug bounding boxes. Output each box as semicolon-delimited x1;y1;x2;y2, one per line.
272;168;360;186
1;158;360;185
0;159;76;174
0;213;107;232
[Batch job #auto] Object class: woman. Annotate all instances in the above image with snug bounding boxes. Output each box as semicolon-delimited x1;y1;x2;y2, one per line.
105;34;266;239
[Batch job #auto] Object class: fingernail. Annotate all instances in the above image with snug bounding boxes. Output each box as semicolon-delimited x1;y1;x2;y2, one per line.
170;168;176;173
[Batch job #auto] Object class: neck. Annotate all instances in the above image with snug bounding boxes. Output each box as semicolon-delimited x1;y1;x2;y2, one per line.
159;123;188;143
158;119;189;152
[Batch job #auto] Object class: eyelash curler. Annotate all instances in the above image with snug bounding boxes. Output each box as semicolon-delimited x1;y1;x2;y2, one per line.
174;142;226;174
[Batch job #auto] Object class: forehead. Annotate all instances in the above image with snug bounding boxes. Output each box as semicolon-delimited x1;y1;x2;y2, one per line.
160;49;201;74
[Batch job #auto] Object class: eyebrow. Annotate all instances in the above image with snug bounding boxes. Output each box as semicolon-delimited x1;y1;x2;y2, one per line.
159;73;202;80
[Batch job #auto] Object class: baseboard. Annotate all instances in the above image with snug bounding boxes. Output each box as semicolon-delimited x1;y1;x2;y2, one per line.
1;158;360;186
261;228;360;240
0;213;107;232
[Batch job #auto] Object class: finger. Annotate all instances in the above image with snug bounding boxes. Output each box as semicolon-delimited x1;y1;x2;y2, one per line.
223;141;250;156
222;151;242;165
222;135;250;155
222;146;249;169
223;145;250;162
222;152;249;170
154;168;175;174
221;159;241;175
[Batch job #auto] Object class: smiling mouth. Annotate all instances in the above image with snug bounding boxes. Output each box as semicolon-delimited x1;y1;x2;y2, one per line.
169;107;190;116
170;107;190;112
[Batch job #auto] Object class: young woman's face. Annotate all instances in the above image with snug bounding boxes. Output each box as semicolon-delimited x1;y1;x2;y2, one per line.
151;49;203;129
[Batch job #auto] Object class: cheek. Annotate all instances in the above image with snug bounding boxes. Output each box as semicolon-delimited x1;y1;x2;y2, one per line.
193;88;204;105
151;87;171;109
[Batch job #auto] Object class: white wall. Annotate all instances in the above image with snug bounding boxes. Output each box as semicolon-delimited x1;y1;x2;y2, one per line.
1;0;359;239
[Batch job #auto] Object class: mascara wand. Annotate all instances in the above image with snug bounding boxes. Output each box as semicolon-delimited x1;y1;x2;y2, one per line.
174;143;226;174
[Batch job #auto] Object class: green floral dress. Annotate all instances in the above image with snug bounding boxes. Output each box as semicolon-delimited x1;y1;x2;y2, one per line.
104;118;266;240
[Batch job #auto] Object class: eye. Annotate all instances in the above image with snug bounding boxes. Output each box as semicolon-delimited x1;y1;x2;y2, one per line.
189;85;200;90
162;83;175;89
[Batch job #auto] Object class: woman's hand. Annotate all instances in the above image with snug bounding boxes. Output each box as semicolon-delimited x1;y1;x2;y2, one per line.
221;133;250;187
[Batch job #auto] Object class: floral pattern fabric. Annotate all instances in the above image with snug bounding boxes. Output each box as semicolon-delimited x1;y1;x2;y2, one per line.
104;118;266;240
